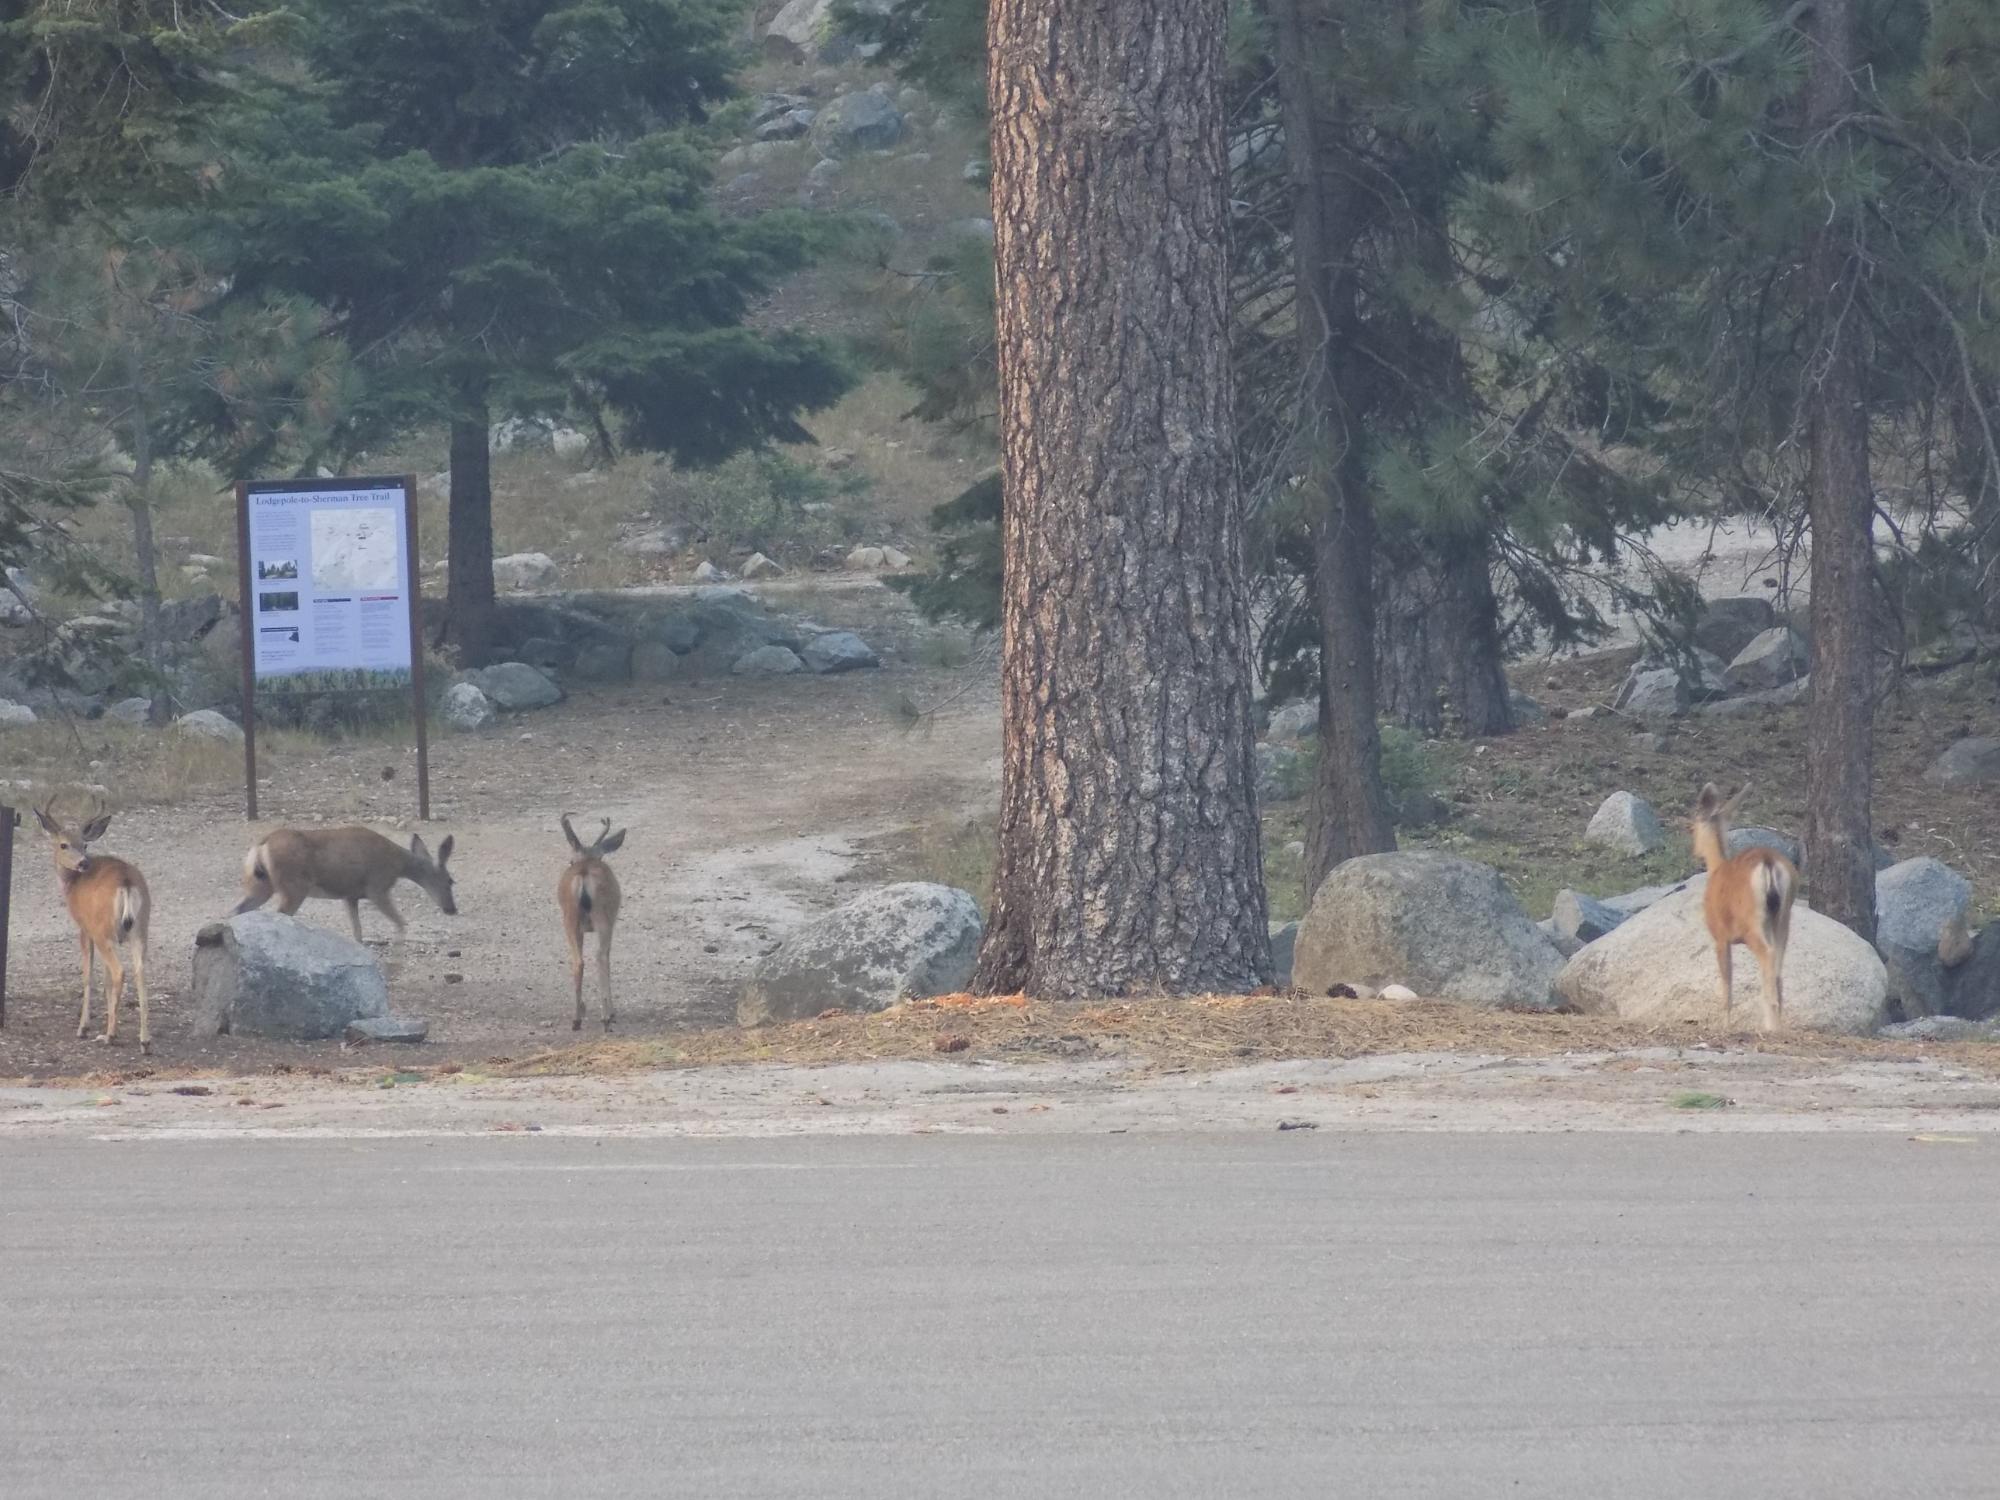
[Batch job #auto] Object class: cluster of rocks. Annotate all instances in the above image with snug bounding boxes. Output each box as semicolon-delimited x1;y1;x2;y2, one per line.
439;586;882;730
0;590;242;726
1613;596;1813;720
1282;780;1990;1035
498;542;911;591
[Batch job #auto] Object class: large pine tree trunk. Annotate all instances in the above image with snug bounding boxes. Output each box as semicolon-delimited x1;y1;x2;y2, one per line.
1800;0;1876;941
446;397;497;668
1270;0;1397;897
1375;543;1512;739
974;0;1270;998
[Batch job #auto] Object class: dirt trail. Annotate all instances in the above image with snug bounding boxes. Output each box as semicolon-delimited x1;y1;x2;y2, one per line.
1;649;1001;1076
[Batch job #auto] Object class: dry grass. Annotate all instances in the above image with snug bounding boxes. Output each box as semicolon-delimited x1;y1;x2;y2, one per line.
480;993;2000;1080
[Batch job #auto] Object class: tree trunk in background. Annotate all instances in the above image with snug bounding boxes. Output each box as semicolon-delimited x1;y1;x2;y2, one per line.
446;397;497;668
973;0;1270;998
1379;541;1512;738
1800;0;1876;942
1270;0;1397;899
1953;383;2000;636
124;345;165;725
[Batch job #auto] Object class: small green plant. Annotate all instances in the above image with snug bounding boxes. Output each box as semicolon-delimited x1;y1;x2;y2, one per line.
1378;723;1446;827
1670;1091;1732;1110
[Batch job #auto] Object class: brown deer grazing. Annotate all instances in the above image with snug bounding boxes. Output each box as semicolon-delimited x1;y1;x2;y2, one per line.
1691;782;1796;1033
34;799;153;1052
236;827;456;943
557;814;624;1032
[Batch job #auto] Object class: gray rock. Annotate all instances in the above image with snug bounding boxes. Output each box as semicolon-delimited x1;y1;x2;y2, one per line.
572;641;634;682
175;709;243;744
158;592;226;643
1726;826;1802;866
1270;922;1299;988
1292;852;1564;1009
440;682;496;732
963;158;990;183
1926;736;2000;788
1944;924;2000;1020
733;644;807;676
755;107;816;141
1617;667;1687;719
806;158;843;190
1878;1016;1994;1042
462;662;562;710
811;91;905;155
631;640;685;682
1695;675;1811;717
801;631;879;674
949;216;996;244
1602;880;1694;916
1538;920;1585;960
345;1015;430;1044
1692;595;1777;663
493;552;559;591
1264;701;1317;745
0;699;38;727
738;882;983;1025
1875;857;1975;1019
1725;626;1808;692
1552;889;1629;944
1509;692;1549;728
1631;732;1669;754
693;560;728;583
614;529;679;557
1585;791;1665;856
193;912;390;1041
1553;876;1888;1034
741;552;785;580
763;0;834;60
105;697;153;726
1255;743;1306;804
880;546;912;570
845;545;886;571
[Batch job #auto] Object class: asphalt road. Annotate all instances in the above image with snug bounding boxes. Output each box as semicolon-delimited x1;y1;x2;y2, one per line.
4;1131;1998;1498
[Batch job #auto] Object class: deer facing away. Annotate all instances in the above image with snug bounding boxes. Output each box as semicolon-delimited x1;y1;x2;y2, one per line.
34;800;153;1053
1691;782;1796;1033
557;814;624;1032
236;826;456;943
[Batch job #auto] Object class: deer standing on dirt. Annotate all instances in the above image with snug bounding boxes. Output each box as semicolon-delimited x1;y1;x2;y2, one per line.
1692;782;1796;1033
557;814;624;1032
34;800;152;1053
235;827;456;943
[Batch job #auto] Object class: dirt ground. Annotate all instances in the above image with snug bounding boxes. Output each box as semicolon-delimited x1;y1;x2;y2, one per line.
0;593;1001;1079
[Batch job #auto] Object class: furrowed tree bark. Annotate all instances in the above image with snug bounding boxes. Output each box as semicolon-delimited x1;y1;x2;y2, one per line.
124;344;165;724
1269;0;1396;897
974;0;1270;998
446;395;497;668
1800;0;1876;942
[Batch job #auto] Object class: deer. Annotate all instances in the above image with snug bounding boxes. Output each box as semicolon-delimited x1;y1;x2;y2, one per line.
33;799;153;1053
1691;782;1796;1033
557;813;624;1032
235;826;456;943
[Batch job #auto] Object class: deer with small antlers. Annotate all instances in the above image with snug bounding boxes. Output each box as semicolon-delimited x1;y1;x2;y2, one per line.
1691;782;1797;1033
557;814;625;1032
34;798;152;1052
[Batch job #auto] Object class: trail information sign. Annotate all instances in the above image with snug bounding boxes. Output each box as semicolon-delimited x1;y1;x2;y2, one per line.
235;476;430;820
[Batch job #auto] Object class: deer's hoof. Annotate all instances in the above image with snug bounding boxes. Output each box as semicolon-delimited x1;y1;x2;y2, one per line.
571;1019;582;1032
140;1040;153;1056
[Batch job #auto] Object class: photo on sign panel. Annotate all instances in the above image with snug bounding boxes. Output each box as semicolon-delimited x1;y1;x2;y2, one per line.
257;558;299;581
258;590;301;613
310;507;398;593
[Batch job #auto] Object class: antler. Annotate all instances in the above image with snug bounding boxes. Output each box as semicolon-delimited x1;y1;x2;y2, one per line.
1722;782;1753;819
560;812;584;853
595;817;612;851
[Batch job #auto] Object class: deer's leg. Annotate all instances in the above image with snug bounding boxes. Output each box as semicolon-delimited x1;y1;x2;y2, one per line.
1714;938;1734;1028
565;920;585;1031
1743;931;1782;1034
99;942;125;1045
597;929;615;1032
76;931;93;1039
371;890;407;942
131;932;151;1056
276;887;307;916
343;899;364;945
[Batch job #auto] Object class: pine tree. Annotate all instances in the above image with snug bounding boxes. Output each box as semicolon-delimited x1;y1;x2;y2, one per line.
976;0;1270;997
205;0;854;661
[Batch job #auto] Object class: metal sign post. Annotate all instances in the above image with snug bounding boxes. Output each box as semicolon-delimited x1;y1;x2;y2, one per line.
237;474;431;822
0;802;13;1028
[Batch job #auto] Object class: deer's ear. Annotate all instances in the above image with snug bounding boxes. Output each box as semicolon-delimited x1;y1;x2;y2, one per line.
1693;784;1721;817
80;814;112;841
598;829;626;856
436;835;454;865
409;834;430;861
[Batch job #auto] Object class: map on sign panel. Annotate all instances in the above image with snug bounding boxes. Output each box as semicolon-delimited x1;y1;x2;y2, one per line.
310;507;399;593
